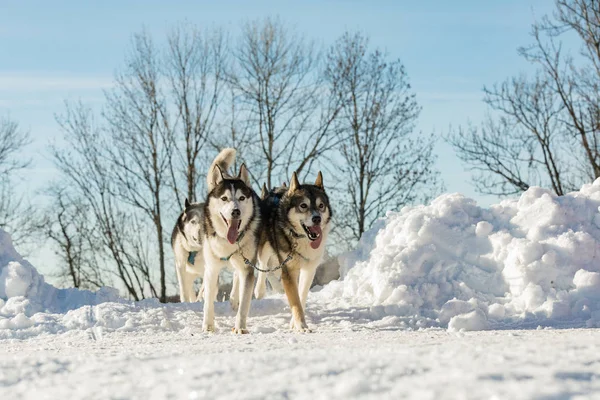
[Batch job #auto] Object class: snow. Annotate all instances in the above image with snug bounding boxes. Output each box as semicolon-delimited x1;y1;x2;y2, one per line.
321;179;600;331
2;328;600;399
0;230;121;338
4;181;600;397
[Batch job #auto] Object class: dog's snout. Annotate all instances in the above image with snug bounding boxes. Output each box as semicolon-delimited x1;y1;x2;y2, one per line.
312;215;322;225
231;208;241;219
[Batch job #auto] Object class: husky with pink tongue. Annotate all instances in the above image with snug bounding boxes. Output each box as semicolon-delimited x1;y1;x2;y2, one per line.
202;148;261;334
253;171;332;332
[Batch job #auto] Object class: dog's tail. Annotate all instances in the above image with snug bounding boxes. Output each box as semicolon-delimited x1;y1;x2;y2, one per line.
207;148;237;191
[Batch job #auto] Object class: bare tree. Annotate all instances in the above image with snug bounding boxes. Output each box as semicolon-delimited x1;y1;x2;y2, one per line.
0;115;39;249
227;17;341;188
450;0;600;196
102;30;173;302
0;116;30;176
48;24;232;299
326;32;441;241
210;87;256;174
449;74;572;196
52;102;158;300
165;24;228;203
43;185;107;289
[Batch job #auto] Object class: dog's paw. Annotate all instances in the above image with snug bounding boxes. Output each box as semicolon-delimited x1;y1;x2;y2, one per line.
232;327;249;334
202;324;215;333
289;318;312;333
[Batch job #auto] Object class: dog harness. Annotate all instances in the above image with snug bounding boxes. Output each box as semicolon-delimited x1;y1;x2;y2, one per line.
189;228;309;272
187;230;247;265
238;229;310;273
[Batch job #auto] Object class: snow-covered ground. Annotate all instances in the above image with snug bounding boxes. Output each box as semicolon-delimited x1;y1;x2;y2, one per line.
3;328;600;399
4;181;600;398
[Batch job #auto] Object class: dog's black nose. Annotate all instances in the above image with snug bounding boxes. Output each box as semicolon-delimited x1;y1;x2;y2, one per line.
312;215;322;225
232;209;241;219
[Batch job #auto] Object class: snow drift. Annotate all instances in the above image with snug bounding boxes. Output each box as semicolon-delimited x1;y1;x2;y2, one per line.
0;230;121;334
3;179;600;337
323;179;600;331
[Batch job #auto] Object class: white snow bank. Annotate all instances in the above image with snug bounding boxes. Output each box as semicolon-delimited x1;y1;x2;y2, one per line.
0;230;121;335
322;179;600;331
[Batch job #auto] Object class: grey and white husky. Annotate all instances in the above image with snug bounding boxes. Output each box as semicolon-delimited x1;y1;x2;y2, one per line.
171;148;261;333
171;198;207;303
254;171;332;332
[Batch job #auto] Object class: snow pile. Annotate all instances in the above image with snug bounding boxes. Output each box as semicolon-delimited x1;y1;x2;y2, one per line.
323;179;600;331
0;230;121;333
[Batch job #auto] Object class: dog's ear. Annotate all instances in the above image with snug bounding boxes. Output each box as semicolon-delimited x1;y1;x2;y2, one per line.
315;171;324;189
288;171;300;193
261;183;268;199
237;163;251;186
184;198;191;209
208;164;226;191
282;182;287;187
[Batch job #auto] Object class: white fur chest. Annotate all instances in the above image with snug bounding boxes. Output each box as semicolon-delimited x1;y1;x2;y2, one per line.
292;235;328;265
206;235;238;259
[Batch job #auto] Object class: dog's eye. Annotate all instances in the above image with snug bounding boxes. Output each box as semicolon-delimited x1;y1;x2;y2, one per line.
221;196;228;202
300;203;308;209
318;203;325;210
239;196;246;201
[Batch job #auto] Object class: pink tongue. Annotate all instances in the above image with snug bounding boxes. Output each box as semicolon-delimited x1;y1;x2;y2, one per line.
227;221;239;244
309;226;322;249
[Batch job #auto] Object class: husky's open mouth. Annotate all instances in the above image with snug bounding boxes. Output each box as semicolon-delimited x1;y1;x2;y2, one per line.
302;223;323;249
221;214;242;244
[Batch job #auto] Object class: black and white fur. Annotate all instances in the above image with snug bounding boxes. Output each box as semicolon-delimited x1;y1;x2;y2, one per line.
171;199;208;303
201;149;261;334
171;148;260;333
255;171;332;332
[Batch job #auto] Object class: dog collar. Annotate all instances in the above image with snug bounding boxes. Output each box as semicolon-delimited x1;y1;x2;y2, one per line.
220;252;235;262
189;249;235;263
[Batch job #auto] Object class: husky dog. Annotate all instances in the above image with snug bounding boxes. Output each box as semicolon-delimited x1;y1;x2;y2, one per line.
171;199;207;303
256;171;332;332
171;148;260;334
201;149;261;333
171;199;229;304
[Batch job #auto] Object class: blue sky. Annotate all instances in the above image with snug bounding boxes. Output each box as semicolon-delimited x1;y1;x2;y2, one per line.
0;0;554;206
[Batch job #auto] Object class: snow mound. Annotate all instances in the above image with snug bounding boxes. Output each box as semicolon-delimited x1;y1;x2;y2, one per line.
322;179;600;331
0;230;121;335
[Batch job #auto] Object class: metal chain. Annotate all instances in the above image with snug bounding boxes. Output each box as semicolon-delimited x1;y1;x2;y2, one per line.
237;241;298;273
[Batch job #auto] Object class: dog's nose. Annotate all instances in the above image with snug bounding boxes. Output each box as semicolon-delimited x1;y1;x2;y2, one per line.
312;215;322;225
231;209;241;219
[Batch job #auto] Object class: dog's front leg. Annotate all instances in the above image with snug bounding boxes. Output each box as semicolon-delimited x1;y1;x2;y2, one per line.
175;252;192;303
202;250;221;333
298;264;318;312
266;269;284;294
281;266;310;332
229;270;239;311
231;257;255;334
254;270;268;299
254;246;273;299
